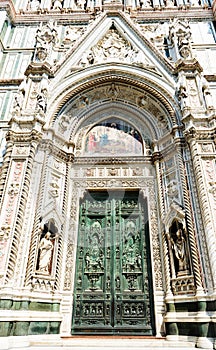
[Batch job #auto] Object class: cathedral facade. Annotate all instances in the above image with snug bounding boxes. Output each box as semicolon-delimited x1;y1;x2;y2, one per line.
0;0;216;348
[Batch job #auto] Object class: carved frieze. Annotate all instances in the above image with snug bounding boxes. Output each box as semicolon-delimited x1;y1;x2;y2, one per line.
12;145;30;157
199;142;214;154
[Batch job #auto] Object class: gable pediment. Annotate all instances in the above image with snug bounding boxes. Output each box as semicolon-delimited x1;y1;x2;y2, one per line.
77;24;156;70
53;12;175;83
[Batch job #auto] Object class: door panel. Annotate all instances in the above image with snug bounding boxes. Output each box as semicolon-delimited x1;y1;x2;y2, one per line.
72;190;155;335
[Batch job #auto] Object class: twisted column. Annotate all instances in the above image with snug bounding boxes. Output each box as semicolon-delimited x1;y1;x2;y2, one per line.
55;158;71;291
175;138;203;292
24;144;49;287
0;140;13;207
153;151;172;297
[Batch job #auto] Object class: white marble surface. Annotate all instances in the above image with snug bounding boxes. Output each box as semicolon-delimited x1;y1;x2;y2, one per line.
1;335;213;350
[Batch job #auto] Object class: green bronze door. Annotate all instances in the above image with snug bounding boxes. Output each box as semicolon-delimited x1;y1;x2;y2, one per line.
72;190;155;335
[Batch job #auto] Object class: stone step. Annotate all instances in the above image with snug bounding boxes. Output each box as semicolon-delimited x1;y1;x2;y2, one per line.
0;335;214;350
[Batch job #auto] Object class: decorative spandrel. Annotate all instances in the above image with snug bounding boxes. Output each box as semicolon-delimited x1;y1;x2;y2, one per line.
72;191;155;335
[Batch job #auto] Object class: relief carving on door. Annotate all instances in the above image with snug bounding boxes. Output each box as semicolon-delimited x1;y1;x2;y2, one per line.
72;190;155;335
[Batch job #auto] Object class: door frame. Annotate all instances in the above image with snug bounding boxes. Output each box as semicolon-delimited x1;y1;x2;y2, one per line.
65;160;165;337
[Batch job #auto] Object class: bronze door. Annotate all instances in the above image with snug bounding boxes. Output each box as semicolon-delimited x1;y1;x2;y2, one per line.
72;190;155;335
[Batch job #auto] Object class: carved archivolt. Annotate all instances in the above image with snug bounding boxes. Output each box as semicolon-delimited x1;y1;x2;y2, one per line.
51;83;175;158
49;73;178;130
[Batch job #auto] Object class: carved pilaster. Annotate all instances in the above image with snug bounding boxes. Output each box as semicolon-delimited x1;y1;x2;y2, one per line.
186;135;216;291
0;134;40;286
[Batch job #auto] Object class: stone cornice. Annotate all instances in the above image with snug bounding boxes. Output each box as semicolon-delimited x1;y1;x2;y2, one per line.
204;74;216;82
184;126;216;142
39;139;74;162
0;79;23;86
6;129;42;143
134;8;214;22
25;62;54;77
152;151;163;163
175;58;203;73
0;1;213;24
73;156;152;165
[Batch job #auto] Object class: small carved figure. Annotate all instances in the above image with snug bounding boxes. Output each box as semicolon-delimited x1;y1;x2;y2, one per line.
52;0;62;9
36;89;47;113
28;0;40;11
59;114;70;132
201;76;214;109
123;235;141;272
12;93;22;114
77;0;86;9
203;89;214;109
169;19;192;59
37;232;58;274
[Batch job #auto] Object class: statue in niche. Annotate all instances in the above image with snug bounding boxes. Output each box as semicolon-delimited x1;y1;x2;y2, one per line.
12;93;22;115
176;71;190;110
201;76;214;109
37;231;58;274
170;227;189;276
